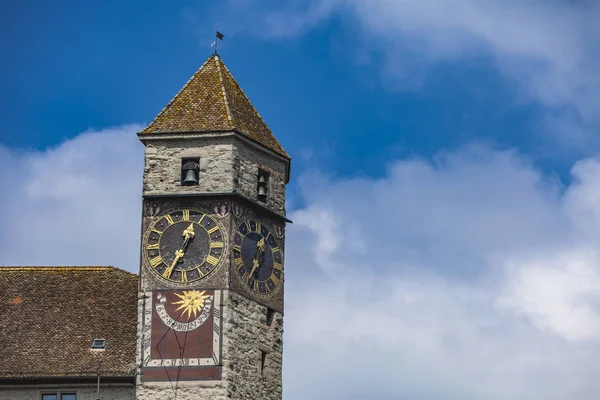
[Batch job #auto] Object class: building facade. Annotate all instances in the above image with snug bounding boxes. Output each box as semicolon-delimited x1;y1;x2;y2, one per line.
0;267;138;399
0;54;290;400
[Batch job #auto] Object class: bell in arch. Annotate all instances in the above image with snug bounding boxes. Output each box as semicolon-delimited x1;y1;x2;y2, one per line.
182;169;198;186
257;185;267;198
181;159;199;186
257;169;269;200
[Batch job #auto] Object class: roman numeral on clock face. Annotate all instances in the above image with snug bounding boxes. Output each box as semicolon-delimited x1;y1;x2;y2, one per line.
149;256;163;268
206;255;219;266
271;274;280;285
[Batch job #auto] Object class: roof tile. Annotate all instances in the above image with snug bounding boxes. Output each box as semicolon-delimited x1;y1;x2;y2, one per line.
0;266;137;378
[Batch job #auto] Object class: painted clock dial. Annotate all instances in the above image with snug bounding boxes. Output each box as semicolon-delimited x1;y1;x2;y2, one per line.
144;209;225;283
233;220;283;294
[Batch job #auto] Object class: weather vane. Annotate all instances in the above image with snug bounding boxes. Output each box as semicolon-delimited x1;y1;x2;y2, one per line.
212;24;224;55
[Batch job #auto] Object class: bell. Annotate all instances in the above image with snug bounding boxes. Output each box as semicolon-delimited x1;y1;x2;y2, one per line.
258;174;267;184
257;185;267;199
182;169;198;186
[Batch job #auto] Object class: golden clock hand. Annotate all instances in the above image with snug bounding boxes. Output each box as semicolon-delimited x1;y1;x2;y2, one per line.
177;223;196;256
248;238;265;280
163;249;184;278
183;223;195;240
163;223;196;279
179;223;195;253
248;258;260;281
255;237;265;256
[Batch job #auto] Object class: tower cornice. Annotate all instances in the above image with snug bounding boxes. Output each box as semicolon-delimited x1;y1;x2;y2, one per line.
142;191;292;223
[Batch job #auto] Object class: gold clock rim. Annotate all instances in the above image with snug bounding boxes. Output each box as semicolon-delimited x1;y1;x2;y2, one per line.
232;218;285;297
143;207;228;284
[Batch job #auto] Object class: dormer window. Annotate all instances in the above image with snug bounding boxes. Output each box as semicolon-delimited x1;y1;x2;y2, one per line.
91;338;106;350
257;169;269;202
181;158;200;186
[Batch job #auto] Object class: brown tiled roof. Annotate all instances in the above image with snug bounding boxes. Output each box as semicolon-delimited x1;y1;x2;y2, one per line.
0;267;138;378
140;55;289;158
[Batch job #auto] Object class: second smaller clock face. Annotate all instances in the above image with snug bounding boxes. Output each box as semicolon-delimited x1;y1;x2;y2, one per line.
145;209;225;284
233;220;283;295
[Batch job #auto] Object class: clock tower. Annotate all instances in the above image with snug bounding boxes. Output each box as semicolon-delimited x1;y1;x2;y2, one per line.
135;54;290;400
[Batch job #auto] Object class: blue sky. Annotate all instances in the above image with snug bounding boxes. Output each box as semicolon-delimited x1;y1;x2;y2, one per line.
1;0;573;181
2;1;600;399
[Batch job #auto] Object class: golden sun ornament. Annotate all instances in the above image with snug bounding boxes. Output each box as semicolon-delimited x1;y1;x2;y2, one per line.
172;290;211;319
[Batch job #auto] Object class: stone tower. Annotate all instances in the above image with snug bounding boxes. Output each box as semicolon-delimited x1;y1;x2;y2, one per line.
135;54;290;400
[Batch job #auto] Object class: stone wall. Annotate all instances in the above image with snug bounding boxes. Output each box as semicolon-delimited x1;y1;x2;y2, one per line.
221;291;283;400
233;140;287;216
0;385;133;400
142;133;288;216
135;382;229;400
143;136;236;196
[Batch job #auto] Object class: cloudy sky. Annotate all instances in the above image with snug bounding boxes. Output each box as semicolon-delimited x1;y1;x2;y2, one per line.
2;1;600;399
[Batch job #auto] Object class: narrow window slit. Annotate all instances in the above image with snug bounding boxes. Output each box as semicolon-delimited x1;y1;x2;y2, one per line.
265;307;275;326
260;350;267;376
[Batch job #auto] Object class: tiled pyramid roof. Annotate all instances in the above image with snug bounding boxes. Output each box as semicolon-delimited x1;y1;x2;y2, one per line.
0;266;137;379
140;55;289;158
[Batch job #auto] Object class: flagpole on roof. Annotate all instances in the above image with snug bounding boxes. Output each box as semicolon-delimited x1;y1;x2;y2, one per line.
213;23;224;55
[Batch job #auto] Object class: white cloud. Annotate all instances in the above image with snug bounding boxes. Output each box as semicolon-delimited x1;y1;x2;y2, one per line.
218;0;600;146
500;251;600;342
0;125;144;269
283;146;600;399
3;129;600;398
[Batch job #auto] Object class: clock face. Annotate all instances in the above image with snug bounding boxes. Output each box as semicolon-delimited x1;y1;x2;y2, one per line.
233;220;283;294
144;209;225;283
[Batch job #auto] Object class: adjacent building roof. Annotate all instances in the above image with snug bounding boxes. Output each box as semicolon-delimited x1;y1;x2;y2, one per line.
140;54;289;159
0;267;138;379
